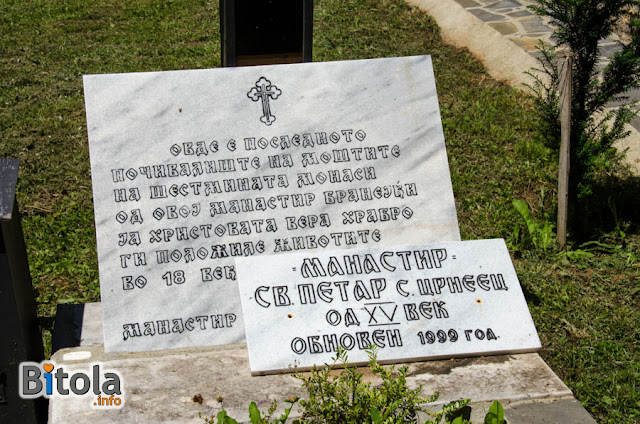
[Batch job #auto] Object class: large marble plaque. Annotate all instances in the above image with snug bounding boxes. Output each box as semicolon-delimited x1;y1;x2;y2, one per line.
84;56;460;352
237;239;540;374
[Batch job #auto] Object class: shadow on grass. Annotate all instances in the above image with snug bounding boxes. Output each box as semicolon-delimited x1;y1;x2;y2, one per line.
575;174;640;241
520;281;542;306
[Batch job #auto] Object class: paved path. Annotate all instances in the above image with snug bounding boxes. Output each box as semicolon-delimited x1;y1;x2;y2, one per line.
454;0;620;62
453;0;640;130
407;0;640;173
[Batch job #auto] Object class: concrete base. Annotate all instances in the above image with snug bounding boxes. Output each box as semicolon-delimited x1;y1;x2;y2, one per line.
48;303;595;423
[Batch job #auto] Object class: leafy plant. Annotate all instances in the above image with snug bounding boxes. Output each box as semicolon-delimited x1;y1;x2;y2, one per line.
512;199;555;250
527;0;640;238
293;347;438;423
424;399;472;424
556;248;595;261
213;410;238;424
483;401;506;424
201;399;297;424
202;348;508;424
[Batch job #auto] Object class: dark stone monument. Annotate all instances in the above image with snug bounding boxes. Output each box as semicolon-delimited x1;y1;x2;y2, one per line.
220;0;313;66
0;158;46;424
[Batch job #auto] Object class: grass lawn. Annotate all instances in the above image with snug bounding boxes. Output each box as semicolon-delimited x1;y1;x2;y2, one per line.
1;0;638;422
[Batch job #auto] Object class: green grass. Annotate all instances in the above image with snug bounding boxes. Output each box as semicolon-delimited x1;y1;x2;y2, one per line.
1;0;639;422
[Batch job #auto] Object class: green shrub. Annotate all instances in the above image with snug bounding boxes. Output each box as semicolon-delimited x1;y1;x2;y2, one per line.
527;0;640;238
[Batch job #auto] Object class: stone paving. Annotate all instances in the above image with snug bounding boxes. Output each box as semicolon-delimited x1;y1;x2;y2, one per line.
453;0;622;60
452;0;640;132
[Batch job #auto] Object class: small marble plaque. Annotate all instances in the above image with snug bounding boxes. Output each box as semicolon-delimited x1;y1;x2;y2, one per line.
84;56;460;352
237;239;541;374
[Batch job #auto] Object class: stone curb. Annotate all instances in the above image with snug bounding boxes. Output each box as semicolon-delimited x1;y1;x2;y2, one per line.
406;0;542;90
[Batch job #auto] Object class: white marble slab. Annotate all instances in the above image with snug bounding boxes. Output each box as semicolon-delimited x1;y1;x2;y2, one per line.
83;56;460;352
237;239;540;374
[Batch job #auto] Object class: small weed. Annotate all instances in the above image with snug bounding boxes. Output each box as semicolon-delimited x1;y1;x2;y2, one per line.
511;199;555;250
201;348;506;424
293;347;437;423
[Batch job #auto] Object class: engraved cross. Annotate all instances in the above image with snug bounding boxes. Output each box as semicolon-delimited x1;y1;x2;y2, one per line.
247;77;281;126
